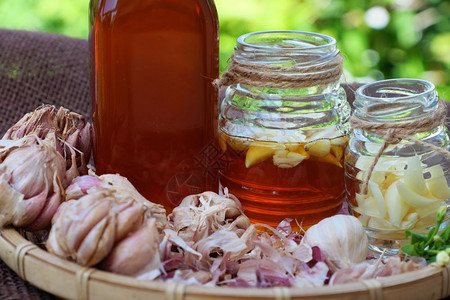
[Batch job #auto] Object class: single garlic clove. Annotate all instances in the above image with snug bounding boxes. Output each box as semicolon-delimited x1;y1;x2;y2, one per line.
401;212;419;229
360;196;381;218
331;145;344;162
385;180;409;227
425;165;450;200
273;150;307;168
245;142;281;168
330;136;349;146
304;139;331;158
285;142;300;152
396;180;438;208
404;156;428;197
101;219;160;276
368;181;386;219
115;200;145;241
24;178;62;232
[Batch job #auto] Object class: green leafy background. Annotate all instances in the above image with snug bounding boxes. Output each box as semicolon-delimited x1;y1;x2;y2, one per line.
1;0;449;97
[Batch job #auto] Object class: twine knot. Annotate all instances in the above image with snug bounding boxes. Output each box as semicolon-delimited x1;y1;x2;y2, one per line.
350;99;450;194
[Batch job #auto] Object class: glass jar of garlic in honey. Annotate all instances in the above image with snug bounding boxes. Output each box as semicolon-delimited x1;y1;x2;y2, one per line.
345;79;450;255
217;31;351;229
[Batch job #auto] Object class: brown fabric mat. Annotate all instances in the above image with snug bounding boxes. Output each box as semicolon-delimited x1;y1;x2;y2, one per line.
0;29;90;136
0;28;89;299
0;259;56;300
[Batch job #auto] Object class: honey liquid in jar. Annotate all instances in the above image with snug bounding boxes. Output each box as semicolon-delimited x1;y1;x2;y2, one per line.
219;135;348;229
89;0;219;210
218;31;350;228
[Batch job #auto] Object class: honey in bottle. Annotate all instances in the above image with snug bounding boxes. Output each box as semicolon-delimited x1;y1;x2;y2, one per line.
89;0;219;210
218;31;350;229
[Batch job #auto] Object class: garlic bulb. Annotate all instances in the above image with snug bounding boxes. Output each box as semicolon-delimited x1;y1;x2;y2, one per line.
47;190;147;266
3;105;92;176
65;173;166;230
0;136;66;231
302;215;369;271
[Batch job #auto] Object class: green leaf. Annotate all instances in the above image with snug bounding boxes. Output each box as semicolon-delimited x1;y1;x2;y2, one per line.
402;244;418;256
406;231;428;244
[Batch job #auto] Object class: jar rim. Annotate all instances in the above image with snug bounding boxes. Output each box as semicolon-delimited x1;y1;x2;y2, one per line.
237;31;337;51
356;78;436;102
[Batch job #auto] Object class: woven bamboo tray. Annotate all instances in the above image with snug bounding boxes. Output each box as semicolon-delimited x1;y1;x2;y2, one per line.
1;227;449;300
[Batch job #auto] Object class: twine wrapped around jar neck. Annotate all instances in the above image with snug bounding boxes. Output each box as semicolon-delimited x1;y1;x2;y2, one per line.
214;53;344;89
350;99;450;195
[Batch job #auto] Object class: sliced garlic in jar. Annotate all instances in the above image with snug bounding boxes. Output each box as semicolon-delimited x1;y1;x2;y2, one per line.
331;145;344;162
396;180;439;208
330;136;349;146
425;165;450;200
245;142;283;168
304;139;331;158
273;149;308;168
404;156;427;196
368;181;386;219
385;180;409;227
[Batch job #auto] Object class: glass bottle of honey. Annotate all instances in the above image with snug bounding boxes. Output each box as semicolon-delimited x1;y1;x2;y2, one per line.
89;0;219;210
218;31;350;229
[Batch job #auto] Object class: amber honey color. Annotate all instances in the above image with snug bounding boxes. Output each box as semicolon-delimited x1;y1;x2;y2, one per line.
90;0;219;209
219;133;347;229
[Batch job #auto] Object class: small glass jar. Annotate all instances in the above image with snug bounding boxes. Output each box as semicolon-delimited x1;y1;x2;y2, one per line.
345;79;450;255
218;31;351;229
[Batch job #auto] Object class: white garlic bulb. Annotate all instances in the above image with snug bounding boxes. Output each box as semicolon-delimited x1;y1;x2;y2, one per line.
302;215;368;271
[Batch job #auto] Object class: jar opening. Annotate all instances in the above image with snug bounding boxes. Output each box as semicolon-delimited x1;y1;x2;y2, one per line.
354;79;438;122
237;31;336;51
356;79;435;101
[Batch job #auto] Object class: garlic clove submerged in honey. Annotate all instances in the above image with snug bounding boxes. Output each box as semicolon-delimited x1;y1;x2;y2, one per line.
304;139;331;158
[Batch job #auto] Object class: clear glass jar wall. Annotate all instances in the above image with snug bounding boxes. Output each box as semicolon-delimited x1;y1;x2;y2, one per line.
345;79;450;254
219;31;351;229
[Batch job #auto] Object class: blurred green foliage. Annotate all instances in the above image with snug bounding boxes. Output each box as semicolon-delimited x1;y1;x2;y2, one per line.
0;0;448;96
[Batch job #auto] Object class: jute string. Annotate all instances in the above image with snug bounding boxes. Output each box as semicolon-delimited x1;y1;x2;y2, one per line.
273;287;291;300
361;279;383;300
76;267;95;300
14;242;38;281
165;282;186;300
350;99;450;195
214;53;344;89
